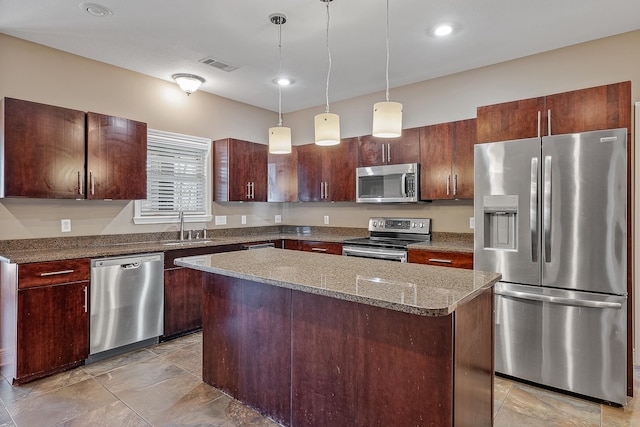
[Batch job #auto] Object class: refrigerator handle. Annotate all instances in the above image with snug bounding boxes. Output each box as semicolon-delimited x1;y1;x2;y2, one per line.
495;288;623;309
543;156;552;262
530;157;538;262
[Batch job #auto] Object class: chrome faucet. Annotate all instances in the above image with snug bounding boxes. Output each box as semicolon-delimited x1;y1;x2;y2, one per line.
179;210;185;241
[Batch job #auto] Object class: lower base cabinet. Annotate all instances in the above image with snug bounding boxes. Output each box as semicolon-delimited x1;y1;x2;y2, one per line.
163;267;204;338
408;249;473;269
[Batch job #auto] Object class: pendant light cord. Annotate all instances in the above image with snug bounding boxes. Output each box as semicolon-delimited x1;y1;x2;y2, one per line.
385;0;390;102
277;21;283;126
324;1;332;114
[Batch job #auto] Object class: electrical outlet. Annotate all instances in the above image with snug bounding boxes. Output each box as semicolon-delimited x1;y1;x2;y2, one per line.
241;215;247;225
61;219;71;233
323;215;329;225
274;214;282;224
469;217;475;229
215;215;227;225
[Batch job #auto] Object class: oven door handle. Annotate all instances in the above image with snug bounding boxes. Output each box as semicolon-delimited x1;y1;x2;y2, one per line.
342;247;407;262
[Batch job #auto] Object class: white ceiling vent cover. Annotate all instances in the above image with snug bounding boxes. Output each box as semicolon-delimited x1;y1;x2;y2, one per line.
199;57;239;72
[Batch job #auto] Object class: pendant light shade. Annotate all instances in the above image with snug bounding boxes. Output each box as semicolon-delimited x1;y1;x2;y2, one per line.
372;101;403;138
314;112;340;146
268;12;292;154
315;0;340;146
269;125;292;154
372;0;403;138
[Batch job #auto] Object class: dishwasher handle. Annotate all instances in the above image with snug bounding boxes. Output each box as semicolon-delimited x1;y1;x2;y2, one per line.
121;262;141;270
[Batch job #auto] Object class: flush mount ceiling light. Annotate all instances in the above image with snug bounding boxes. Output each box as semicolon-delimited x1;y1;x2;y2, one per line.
314;0;341;147
268;12;292;154
272;77;294;86
430;23;458;37
372;0;403;138
172;73;205;96
79;2;112;17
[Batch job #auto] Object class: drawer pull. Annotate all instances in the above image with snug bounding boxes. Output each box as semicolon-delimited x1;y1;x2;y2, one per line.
428;259;452;264
39;269;75;277
311;248;327;252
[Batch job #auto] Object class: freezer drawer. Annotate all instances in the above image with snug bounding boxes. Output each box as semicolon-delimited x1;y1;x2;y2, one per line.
495;282;626;405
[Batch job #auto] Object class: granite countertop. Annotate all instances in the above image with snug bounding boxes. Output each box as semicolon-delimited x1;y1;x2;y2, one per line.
0;227;473;264
175;248;499;317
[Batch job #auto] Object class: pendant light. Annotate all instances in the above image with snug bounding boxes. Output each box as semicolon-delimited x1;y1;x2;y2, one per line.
372;0;402;138
268;13;292;154
314;0;340;146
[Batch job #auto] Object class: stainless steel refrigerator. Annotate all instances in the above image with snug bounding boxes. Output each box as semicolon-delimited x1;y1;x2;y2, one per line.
474;128;627;405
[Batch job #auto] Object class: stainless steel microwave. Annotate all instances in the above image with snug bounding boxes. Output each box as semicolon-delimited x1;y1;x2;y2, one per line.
356;163;419;203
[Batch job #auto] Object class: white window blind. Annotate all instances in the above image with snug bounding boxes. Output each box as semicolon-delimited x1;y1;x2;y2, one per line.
134;129;212;224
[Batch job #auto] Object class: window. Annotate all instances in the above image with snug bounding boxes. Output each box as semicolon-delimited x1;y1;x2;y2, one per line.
134;129;212;224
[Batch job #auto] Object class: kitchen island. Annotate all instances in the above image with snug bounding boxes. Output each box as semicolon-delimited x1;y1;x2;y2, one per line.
175;248;500;427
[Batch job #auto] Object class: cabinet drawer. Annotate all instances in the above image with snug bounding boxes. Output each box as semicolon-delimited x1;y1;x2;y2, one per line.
296;241;343;255
18;259;90;289
408;250;473;269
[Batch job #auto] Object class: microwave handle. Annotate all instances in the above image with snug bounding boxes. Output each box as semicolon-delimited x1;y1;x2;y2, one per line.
401;173;407;197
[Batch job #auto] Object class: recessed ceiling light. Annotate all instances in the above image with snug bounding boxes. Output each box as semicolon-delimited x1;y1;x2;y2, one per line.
273;78;294;86
433;24;453;37
79;2;113;17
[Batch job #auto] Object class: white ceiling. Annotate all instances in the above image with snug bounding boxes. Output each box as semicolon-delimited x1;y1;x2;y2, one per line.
2;0;640;113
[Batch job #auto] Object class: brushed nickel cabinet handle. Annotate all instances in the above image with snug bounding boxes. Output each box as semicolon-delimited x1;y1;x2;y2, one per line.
78;171;83;196
547;109;551;136
90;171;95;195
453;175;458;196
40;269;74;277
311;247;327;252
537;111;541;138
382;145;386;163
83;285;88;313
428;258;453;264
446;175;451;196
387;143;391;163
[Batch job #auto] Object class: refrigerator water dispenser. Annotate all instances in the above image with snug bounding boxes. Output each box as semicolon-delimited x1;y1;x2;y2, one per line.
482;195;518;250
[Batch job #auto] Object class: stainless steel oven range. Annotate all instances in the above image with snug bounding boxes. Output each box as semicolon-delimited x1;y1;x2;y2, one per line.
342;217;431;262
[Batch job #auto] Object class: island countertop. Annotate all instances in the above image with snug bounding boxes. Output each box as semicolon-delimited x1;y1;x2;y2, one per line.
175;247;500;316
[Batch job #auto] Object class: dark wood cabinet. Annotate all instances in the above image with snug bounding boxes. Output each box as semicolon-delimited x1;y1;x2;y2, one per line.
297;137;357;202
86;112;147;200
420;118;476;200
0;98;148;200
408;249;473;269
357;128;420;167
1;97;85;198
214;138;268;202
284;240;342;255
477;81;631;143
1;259;90;384
268;146;298;202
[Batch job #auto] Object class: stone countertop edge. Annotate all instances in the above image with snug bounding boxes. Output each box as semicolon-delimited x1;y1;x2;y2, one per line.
0;230;474;264
175;248;499;317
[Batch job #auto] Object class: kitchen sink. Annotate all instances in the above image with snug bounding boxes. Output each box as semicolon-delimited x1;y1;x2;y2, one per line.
162;239;215;246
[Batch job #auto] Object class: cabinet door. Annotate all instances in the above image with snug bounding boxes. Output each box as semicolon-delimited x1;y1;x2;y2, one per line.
2;98;85;198
268;146;298;202
16;281;89;381
229;139;254;201
546;81;631;135
476;97;546;143
297;143;324;202
163;267;203;337
86;112;147;200
451;118;476;199
420;123;452;200
358;128;420;167
326;137;357;202
215;139;267;202
249;142;268;202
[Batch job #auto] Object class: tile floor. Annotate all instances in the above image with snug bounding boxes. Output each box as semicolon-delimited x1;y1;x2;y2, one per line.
0;331;638;426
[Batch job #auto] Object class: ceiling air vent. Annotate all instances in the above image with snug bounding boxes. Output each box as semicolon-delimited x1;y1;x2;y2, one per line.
198;57;239;72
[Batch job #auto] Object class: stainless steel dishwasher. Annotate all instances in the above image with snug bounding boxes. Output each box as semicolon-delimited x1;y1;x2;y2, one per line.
89;253;164;360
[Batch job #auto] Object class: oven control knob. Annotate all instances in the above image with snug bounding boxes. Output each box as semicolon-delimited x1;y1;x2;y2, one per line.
372;221;378;227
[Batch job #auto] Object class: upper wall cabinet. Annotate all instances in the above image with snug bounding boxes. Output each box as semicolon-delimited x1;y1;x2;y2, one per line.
86;112;147;200
1;98;85;198
298;138;357;202
0;98;147;200
476;81;631;143
268;146;298;202
358;128;420;167
214;138;268;202
420;118;476;200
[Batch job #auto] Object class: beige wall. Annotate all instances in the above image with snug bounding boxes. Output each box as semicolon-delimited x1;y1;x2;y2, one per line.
1;30;639;239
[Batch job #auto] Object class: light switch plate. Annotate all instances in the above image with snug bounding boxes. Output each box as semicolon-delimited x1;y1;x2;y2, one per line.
215;215;227;225
323;215;329;225
241;215;247;225
274;215;282;224
469;217;475;229
61;219;71;233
